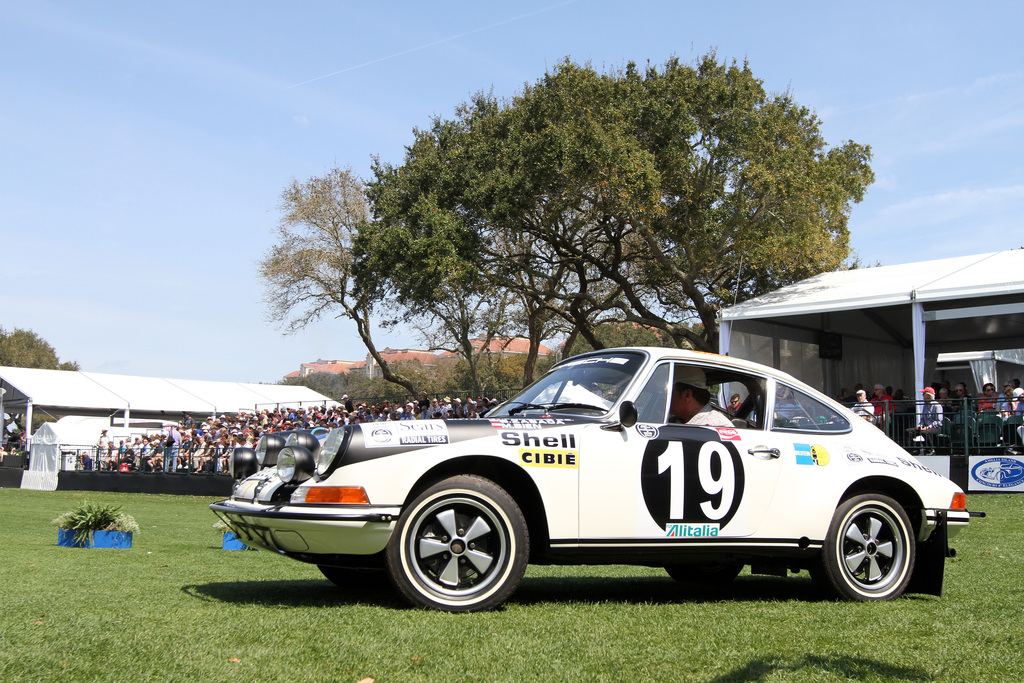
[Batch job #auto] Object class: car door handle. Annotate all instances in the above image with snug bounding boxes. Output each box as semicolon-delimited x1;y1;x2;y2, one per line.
747;446;781;460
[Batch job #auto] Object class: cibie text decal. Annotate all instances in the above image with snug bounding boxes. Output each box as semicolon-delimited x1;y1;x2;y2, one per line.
665;523;720;538
519;449;578;468
502;431;579;469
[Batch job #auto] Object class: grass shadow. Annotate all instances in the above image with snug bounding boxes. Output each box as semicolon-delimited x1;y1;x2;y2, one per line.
512;573;826;606
702;653;934;682
183;573;827;610
182;577;405;609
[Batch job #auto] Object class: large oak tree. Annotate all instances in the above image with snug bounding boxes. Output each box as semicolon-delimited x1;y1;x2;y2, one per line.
366;54;873;355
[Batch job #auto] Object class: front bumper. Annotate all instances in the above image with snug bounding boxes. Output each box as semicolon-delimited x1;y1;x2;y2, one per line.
210;499;399;557
920;507;974;542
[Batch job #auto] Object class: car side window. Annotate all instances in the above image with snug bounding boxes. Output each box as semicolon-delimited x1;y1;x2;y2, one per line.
634;363;671;423
772;383;851;432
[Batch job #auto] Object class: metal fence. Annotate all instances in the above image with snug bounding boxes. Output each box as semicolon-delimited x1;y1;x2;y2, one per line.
870;398;1023;457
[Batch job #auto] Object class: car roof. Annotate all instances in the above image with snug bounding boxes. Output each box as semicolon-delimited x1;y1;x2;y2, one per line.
569;346;825;397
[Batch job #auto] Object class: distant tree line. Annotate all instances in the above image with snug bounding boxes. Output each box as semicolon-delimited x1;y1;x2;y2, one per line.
0;327;79;371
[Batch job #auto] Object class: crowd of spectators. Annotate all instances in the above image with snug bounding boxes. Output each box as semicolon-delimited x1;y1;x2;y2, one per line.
834;378;1024;455
82;394;505;474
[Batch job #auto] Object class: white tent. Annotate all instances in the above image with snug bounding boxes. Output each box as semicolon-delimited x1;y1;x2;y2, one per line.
24;422;60;491
0;367;337;439
719;250;1024;397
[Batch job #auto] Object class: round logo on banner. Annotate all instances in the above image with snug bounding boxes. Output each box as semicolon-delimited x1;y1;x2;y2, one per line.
971;457;1024;489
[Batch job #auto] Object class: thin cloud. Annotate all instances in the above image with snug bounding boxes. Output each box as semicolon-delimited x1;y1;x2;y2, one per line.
286;0;579;89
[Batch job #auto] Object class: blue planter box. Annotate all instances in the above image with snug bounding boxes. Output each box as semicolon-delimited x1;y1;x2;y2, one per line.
58;529;133;549
222;531;252;550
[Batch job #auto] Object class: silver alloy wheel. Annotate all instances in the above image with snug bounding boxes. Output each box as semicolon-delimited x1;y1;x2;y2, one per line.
841;508;904;587
815;494;915;601
386;475;529;611
407;495;508;597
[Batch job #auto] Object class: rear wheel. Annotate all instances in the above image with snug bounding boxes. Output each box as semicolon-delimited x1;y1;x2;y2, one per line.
386;475;529;612
813;494;915;601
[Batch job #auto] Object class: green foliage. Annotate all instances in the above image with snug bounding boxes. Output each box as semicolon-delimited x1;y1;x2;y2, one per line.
0;489;1020;681
564;321;678;357
367;54;873;353
0;326;79;370
51;501;139;544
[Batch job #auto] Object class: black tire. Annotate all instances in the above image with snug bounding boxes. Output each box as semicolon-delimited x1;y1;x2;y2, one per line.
385;475;529;612
813;494;915;601
664;562;743;585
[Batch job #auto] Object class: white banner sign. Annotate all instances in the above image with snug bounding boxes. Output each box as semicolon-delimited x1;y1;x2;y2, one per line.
916;455;950;479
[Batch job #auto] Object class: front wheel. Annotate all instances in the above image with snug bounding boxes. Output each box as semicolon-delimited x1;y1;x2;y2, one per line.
386;475;529;612
813;494;915;601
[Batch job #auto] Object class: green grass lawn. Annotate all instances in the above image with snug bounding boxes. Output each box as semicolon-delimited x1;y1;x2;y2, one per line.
0;489;1020;682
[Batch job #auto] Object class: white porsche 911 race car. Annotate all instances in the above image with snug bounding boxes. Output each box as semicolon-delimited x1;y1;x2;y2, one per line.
211;348;976;612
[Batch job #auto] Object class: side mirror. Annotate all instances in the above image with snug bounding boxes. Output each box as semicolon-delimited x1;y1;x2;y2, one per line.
618;401;638;429
601;401;638;432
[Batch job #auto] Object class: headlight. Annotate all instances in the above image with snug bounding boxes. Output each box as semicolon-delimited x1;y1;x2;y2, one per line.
277;445;315;484
230;447;258;480
256;433;287;467
286;430;320;455
315;428;348;476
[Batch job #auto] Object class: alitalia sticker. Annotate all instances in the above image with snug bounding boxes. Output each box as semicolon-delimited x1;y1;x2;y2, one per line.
665;523;720;538
362;421;450;448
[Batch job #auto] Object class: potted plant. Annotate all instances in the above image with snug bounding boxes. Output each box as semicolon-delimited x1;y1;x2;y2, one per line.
213;518;251;550
52;502;139;549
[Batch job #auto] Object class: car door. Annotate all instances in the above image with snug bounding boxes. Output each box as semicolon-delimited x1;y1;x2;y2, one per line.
577;361;790;543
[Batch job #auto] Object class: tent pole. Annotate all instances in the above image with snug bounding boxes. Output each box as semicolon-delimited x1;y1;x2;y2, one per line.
912;301;926;422
25;401;34;441
719;320;731;356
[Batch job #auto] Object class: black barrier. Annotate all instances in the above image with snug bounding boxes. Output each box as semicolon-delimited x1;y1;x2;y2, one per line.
57;471;233;496
0;469;23;488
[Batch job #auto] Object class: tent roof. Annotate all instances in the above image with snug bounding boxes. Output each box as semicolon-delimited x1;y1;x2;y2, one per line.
722;250;1024;321
0;367;336;420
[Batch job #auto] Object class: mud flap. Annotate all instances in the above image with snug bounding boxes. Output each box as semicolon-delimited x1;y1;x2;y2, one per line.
907;511;948;597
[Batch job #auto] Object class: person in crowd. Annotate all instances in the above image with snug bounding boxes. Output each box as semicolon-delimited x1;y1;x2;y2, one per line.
949;383;971;413
906;387;943;455
937;386;954;414
96;429;110;466
997;382;1017;416
164;423;182;473
978;383;998;411
869;384;893;426
727;393;742;414
80;450;92;471
669;367;734;427
851;389;874;421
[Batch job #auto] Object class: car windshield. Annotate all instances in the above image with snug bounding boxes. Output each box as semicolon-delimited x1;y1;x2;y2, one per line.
490;351;647;417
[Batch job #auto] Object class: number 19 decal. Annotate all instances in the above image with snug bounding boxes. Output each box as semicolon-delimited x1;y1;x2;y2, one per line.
640;437;745;529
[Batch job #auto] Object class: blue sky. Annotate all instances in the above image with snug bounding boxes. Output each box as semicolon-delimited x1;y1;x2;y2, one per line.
1;1;1021;382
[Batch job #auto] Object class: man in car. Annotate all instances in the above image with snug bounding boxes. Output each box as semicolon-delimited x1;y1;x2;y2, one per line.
669;367;735;427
